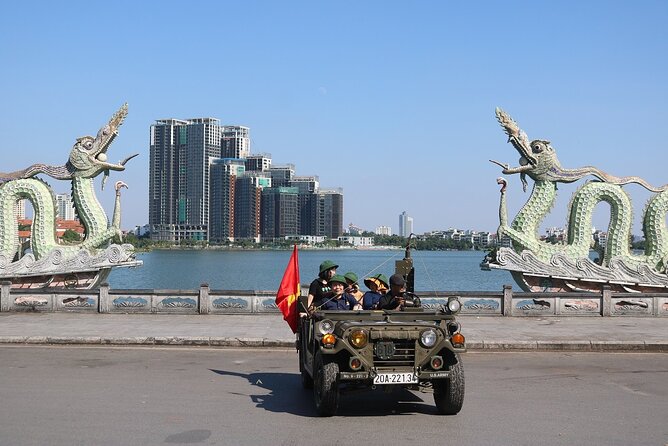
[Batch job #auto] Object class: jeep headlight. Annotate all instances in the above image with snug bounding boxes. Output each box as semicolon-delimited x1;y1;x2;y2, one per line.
318;319;334;335
420;329;438;348
447;296;462;314
349;329;368;348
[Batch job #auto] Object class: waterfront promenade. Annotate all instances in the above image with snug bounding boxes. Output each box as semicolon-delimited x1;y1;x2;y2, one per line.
0;312;665;351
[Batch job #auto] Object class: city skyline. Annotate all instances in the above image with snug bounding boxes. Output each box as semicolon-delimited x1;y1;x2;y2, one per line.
1;2;667;235
149;116;344;242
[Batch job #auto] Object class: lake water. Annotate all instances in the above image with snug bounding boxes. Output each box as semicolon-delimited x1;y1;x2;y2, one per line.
108;249;511;292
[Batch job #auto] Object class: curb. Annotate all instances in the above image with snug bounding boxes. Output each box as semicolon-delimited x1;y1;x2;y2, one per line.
0;336;665;351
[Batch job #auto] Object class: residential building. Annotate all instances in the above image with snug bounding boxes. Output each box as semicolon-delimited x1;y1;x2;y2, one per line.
268;164;295;188
594;230;608;248
56;193;76;221
18;218;85;243
235;172;271;241
290;175;319;235
14;200;26;220
399;211;413;237
338;235;374;247
245;153;272;172
375;225;392;236
317;188;343;239
221;126;250;159
133;224;151;237
261;187;299;240
347;223;363;235
285;235;326;245
149;118;223;242
544;226;567;243
209;158;245;242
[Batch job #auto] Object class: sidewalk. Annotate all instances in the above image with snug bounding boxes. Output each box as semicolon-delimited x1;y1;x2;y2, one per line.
0;312;665;351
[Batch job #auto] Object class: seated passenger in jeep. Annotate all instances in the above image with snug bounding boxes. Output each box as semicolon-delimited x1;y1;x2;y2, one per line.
308;260;338;310
362;274;388;310
321;275;360;310
344;272;364;308
377;273;411;310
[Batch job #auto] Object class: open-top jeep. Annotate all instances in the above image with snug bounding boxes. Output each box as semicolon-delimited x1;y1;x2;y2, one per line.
296;294;466;416
297;241;466;416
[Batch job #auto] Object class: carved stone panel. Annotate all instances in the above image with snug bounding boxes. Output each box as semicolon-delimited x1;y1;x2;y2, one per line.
658;297;668;317
560;298;601;316
513;297;555;316
12;294;53;312
57;295;97;312
155;296;198;313
611;297;652;316
418;298;448;311
460;297;502;315
255;297;281;313
210;296;252;314
111;295;150;313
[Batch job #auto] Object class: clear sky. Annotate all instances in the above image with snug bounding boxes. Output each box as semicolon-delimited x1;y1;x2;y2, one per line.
1;1;667;236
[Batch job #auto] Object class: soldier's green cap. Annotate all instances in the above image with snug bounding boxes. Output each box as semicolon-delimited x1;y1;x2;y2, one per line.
319;260;338;273
344;272;358;284
364;273;389;288
329;274;347;285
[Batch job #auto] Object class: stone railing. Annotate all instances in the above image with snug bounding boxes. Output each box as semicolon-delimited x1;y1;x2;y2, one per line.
1;282;667;317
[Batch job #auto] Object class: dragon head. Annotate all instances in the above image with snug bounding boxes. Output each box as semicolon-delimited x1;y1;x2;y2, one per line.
490;108;563;190
68;104;137;183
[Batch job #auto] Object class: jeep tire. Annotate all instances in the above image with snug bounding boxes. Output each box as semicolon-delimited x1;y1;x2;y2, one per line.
433;354;465;415
313;352;339;416
299;343;313;389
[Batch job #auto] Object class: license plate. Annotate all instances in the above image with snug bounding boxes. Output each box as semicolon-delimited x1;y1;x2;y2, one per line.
373;372;418;385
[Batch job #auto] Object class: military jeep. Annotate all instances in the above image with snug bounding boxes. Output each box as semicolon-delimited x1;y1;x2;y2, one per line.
296;298;466;416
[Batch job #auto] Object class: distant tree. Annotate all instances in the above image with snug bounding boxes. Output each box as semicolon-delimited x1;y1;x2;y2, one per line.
631;237;645;250
374;235;407;247
61;229;81;244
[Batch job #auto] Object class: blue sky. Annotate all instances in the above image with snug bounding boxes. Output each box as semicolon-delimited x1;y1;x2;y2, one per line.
1;1;667;236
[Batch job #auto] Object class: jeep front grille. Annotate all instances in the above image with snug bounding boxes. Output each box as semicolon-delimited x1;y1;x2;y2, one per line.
373;339;416;368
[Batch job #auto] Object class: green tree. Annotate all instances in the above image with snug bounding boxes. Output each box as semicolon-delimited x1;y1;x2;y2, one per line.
61;229;81;244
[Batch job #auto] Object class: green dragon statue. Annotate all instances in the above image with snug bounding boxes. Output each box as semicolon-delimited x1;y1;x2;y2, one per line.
489;108;668;292
0;104;141;288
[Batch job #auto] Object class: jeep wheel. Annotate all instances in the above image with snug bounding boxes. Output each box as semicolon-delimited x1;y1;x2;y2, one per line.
299;344;313;389
433;354;465;415
313;352;339;416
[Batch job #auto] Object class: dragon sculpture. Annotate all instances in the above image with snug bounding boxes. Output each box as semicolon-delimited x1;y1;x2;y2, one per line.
488;108;668;292
0;104;141;289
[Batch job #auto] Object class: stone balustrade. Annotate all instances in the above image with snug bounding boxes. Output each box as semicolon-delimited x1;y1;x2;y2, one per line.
1;281;667;316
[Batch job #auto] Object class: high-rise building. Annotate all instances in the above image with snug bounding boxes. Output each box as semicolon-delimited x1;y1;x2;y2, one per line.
15;200;26;220
399;211;413;237
235;172;271;241
290;176;319;235
317;188;344;239
261;187;299;240
209;158;245;242
221;126;250;159
149;118;222;242
268;164;295;188
56;193;76;220
245;153;272;172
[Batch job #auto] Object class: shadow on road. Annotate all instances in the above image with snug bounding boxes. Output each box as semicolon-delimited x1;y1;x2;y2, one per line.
210;369;436;417
210;369;317;416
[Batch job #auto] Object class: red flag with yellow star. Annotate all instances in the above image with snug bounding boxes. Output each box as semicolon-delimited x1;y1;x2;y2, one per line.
275;245;300;333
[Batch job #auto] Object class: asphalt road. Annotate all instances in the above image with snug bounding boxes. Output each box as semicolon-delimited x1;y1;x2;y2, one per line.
0;346;666;446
